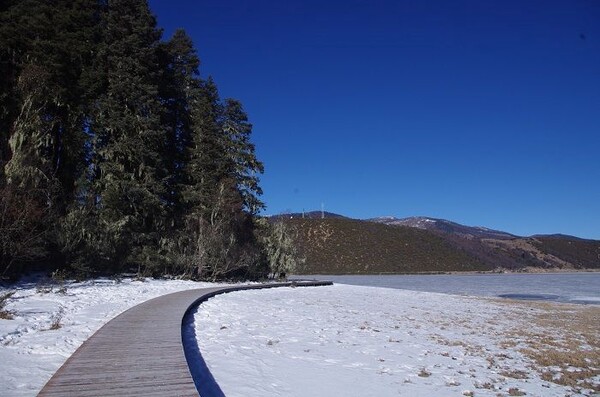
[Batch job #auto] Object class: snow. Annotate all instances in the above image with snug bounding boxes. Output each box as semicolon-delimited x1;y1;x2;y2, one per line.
1;276;598;397
194;284;599;397
0;276;216;396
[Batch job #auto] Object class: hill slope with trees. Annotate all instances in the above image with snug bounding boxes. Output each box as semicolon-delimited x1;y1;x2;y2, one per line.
287;218;489;274
285;216;600;274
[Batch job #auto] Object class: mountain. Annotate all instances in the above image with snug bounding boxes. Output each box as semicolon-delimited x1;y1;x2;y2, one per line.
367;216;599;272
287;218;489;274
270;211;347;220
278;213;600;274
368;216;517;240
530;235;600;269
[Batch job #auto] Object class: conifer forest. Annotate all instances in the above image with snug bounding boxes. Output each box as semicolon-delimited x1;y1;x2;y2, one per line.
0;0;292;281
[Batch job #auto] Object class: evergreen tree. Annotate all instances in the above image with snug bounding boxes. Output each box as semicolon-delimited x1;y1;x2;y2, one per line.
177;79;266;280
156;29;199;219
156;33;266;280
0;0;97;274
0;1;268;280
0;0;21;185
1;0;58;196
1;0;95;200
177;78;229;278
46;0;98;210
222;98;265;215
182;78;230;211
69;0;169;274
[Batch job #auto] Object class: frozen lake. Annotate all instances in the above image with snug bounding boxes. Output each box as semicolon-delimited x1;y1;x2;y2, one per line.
291;272;600;305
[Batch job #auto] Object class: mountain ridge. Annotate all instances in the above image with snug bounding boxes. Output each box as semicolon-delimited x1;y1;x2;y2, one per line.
273;211;594;241
269;211;348;220
367;216;518;240
274;211;600;274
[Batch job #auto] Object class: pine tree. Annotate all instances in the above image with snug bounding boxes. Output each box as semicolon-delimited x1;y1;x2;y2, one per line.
222;98;265;215
1;0;58;196
183;78;231;211
1;1;268;280
72;0;169;274
46;0;98;210
177;78;229;278
0;0;97;274
175;78;267;280
1;0;95;197
156;29;200;219
0;0;21;185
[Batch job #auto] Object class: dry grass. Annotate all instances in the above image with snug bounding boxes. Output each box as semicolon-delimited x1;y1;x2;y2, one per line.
0;291;15;320
44;309;64;331
0;311;12;320
48;318;62;330
430;334;486;357
475;381;494;389
498;301;600;392
430;296;599;393
418;368;431;377
500;369;529;379
508;387;526;396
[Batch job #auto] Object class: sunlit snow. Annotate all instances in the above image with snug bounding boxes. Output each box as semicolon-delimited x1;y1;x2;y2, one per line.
195;285;599;397
1;277;598;397
0;277;214;396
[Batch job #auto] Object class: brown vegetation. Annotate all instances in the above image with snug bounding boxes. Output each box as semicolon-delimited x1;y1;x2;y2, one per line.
532;237;600;269
0;185;50;278
283;217;600;275
0;291;15;320
288;218;489;274
496;301;600;392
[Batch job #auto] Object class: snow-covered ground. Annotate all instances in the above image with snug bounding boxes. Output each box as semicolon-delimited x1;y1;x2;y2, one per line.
0;276;216;396
195;284;600;397
1;278;598;397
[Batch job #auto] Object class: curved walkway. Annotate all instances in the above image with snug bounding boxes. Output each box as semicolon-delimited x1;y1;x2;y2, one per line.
38;281;331;397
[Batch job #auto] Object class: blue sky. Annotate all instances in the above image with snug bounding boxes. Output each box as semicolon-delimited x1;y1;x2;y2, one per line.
149;0;599;239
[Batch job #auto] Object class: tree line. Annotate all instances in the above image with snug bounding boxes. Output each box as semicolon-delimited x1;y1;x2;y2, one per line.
0;0;299;281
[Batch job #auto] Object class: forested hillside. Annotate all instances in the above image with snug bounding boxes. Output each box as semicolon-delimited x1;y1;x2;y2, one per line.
289;218;490;274
0;0;270;280
286;217;600;274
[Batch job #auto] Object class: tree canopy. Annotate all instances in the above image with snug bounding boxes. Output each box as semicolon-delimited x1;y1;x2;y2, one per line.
0;0;271;281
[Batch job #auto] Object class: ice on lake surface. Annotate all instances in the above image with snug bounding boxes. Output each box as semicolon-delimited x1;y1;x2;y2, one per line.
291;272;600;305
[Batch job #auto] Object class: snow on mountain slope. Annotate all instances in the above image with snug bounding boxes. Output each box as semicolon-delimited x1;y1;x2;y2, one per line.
369;216;517;240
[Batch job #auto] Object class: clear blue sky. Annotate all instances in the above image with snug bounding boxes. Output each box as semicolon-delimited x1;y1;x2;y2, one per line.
149;0;599;239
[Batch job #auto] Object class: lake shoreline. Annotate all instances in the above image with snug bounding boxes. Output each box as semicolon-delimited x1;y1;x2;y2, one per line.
291;272;600;306
292;267;600;277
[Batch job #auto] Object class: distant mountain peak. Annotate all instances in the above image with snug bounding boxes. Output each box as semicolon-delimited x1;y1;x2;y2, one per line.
378;216;399;221
368;216;517;240
269;211;347;220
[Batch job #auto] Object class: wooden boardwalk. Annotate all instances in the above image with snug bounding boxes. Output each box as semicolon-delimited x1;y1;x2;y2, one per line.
37;281;331;397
